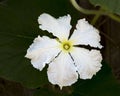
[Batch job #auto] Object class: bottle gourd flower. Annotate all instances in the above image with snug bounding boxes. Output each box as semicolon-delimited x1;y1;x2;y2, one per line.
25;13;102;89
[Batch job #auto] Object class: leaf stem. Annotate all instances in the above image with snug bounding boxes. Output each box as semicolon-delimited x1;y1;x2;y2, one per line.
91;14;100;25
70;0;106;15
108;14;120;22
70;0;120;23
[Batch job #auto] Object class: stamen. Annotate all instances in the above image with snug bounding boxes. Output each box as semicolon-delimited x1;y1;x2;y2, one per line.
63;44;70;50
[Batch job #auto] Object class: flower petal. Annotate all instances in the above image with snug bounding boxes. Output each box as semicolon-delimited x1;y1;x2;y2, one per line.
47;52;78;89
70;47;102;79
38;13;72;41
25;36;60;71
70;18;102;48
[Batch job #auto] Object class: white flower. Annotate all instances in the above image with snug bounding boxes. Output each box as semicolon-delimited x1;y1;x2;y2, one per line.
25;13;102;89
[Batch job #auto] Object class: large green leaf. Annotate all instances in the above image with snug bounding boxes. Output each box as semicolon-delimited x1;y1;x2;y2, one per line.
0;0;79;88
89;0;120;15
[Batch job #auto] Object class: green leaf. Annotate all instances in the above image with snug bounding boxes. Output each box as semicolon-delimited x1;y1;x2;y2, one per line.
0;0;79;88
89;0;120;15
72;62;120;96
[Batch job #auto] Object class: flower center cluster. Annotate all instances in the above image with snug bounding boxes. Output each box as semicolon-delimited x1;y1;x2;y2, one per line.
61;40;73;52
63;44;70;50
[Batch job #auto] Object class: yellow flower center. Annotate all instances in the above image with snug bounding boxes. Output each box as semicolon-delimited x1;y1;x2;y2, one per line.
60;40;73;52
63;44;70;50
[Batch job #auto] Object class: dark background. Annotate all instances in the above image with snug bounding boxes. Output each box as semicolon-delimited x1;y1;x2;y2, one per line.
0;0;120;96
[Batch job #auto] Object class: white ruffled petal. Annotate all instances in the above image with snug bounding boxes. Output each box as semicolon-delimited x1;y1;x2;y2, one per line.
70;18;102;48
47;52;78;89
38;13;72;41
70;47;102;79
25;36;60;71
